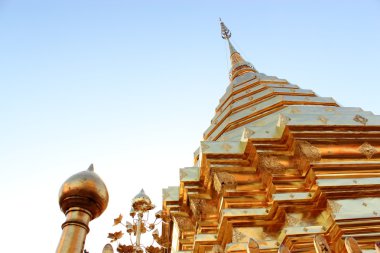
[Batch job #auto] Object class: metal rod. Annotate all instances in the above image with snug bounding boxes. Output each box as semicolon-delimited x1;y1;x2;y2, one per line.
136;212;143;247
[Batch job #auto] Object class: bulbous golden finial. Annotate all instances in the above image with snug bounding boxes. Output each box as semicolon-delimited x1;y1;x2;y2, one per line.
58;164;109;219
132;189;155;213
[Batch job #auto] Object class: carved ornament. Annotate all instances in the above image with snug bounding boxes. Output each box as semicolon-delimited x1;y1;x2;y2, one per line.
213;172;236;193
174;216;194;231
354;114;368;125
285;214;300;226
297;141;321;162
243;128;255;139
190;198;216;217
358;142;377;159
232;228;246;243
259;155;286;174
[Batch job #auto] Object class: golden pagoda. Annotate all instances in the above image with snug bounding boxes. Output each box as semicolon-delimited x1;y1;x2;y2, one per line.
160;20;380;253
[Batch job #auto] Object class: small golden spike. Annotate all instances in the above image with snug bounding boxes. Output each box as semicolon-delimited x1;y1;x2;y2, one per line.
278;244;291;253
313;235;331;253
345;237;362;253
247;238;260;253
88;163;94;172
220;18;231;40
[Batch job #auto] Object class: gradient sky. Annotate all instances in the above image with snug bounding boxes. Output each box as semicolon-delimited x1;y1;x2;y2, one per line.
1;1;379;252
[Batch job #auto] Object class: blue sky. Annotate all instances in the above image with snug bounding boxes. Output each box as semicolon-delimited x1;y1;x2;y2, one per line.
0;0;379;252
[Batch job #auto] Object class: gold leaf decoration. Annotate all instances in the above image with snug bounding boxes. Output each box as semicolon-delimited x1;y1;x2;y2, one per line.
318;115;328;124
180;170;188;180
201;143;210;150
145;246;164;253
358;142;377;159
354;114;368;125
117;244;134;253
285;214;300;226
279;114;291;125
243;128;255;139
113;214;123;226
232;228;246;243
221;143;232;152
108;231;124;242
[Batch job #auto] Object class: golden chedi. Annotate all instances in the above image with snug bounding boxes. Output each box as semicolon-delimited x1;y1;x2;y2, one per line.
56;164;109;253
161;20;380;253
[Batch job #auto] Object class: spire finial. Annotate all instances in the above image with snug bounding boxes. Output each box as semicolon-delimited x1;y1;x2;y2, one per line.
218;19;257;80
88;163;94;172
220;18;231;40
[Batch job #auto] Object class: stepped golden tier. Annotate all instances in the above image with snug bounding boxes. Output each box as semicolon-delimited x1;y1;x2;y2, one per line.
161;20;380;253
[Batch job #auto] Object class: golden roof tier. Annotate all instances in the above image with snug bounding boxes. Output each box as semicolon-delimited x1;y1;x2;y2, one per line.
161;20;380;253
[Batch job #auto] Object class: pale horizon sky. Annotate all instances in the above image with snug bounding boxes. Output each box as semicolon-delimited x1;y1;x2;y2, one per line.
1;1;379;252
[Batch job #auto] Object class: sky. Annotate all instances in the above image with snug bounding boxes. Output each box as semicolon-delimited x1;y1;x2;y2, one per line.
0;0;379;252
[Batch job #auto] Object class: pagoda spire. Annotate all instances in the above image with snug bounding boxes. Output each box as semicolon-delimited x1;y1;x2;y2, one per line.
219;19;257;80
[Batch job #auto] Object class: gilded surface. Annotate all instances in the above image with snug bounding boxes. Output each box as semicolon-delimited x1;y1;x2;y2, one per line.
57;165;109;253
313;235;331;253
213;172;236;193
297;141;321;162
258;155;286;174
358;142;377;159
174;216;194;231
160;21;380;253
345;237;363;253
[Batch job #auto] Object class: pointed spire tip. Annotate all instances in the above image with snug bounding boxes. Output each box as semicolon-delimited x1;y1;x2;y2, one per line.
87;164;94;172
220;18;231;40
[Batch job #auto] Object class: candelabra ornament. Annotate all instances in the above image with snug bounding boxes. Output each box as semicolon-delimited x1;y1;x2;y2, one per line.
107;189;171;253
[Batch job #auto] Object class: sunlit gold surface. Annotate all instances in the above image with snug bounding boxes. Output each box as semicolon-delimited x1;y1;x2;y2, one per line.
161;21;380;253
57;165;109;253
59;164;109;218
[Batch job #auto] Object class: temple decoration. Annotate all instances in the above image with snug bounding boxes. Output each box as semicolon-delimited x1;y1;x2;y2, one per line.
160;20;380;253
106;189;170;253
56;164;109;253
220;18;257;81
54;21;380;253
